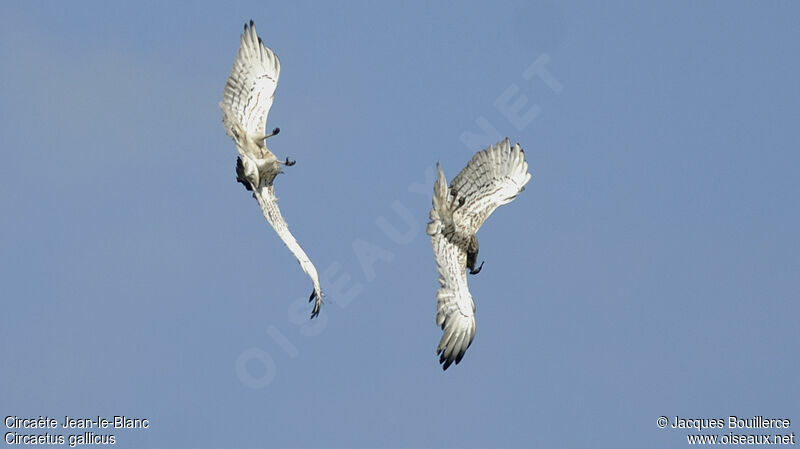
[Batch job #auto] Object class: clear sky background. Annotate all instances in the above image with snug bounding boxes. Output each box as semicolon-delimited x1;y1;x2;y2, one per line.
1;1;798;448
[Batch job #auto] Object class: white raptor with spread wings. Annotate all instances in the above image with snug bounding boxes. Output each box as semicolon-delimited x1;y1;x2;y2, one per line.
427;138;532;369
220;21;322;318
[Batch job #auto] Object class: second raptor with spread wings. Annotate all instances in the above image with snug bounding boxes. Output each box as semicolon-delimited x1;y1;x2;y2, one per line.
220;21;323;318
427;138;532;369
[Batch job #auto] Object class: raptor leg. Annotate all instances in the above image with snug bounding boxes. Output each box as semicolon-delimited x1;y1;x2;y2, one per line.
264;127;280;139
467;235;482;274
469;260;485;275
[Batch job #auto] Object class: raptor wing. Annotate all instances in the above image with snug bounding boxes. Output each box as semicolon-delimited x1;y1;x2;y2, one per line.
427;139;532;370
220;20;281;138
427;164;477;370
253;185;323;318
449;138;531;236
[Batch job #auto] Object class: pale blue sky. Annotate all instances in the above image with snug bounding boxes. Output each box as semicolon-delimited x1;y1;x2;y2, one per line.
1;1;798;448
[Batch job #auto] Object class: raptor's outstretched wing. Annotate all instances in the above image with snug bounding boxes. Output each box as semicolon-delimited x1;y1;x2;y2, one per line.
428;163;477;370
220;20;281;138
427;138;531;370
219;21;323;318
253;185;323;318
449;138;531;236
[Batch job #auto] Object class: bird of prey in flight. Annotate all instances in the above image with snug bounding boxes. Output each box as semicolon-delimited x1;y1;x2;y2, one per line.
427;138;532;369
220;20;323;318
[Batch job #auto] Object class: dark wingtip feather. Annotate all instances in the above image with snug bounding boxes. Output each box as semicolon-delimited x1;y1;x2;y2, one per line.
438;349;453;370
441;357;453;370
309;288;320;319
